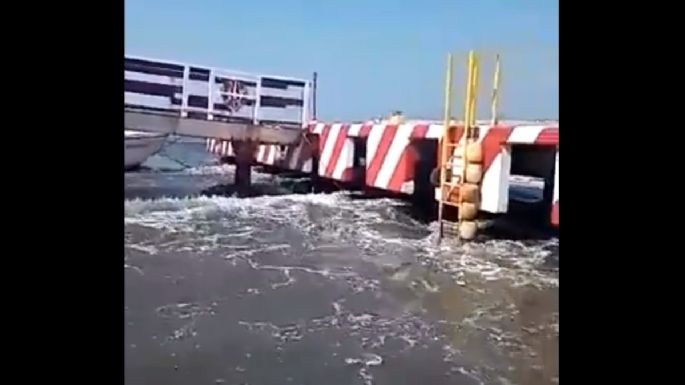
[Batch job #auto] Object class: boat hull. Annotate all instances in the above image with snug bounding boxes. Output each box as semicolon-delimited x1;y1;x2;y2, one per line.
125;130;167;170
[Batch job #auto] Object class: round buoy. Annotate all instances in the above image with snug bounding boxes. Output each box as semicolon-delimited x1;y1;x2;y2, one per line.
465;142;483;163
465;164;483;184
451;141;482;163
460;183;480;203
458;220;478;240
458;202;478;220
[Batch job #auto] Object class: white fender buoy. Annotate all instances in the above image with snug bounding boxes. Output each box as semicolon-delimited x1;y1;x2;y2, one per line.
465;164;483;184
458;221;478;240
460;183;480;203
465;142;483;163
451;141;482;163
458;202;478;221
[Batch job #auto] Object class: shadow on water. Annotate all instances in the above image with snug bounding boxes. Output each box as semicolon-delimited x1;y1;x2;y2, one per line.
200;177;314;198
477;200;559;243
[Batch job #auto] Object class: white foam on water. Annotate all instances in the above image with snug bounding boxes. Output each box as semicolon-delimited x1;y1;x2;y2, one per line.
124;263;144;275
153;300;221;343
125;187;558;383
126;243;159;255
182;164;235;176
125;191;556;374
415;223;558;289
124;193;343;240
345;353;383;385
125;192;557;290
125;192;343;216
182;164;297;189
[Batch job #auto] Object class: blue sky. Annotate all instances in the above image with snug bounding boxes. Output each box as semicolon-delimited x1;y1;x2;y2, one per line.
125;0;558;121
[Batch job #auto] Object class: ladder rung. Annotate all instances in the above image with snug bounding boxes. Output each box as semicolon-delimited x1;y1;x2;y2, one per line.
439;200;461;208
441;163;463;170
439;177;462;185
440;182;461;189
443;155;465;164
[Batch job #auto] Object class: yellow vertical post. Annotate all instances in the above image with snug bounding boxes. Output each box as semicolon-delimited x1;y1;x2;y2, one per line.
461;50;477;187
463;51;475;143
468;53;479;129
490;54;501;126
437;53;454;241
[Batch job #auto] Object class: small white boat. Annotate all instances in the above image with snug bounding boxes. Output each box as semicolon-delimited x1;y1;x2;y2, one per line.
125;130;167;170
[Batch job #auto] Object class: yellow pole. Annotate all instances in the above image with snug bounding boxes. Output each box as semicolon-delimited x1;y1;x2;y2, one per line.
442;54;454;137
490;54;501;126
463;51;474;141
461;50;476;188
438;53;454;240
468;54;479;128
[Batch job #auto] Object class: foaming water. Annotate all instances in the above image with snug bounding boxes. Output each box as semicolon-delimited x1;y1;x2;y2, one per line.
126;193;557;287
125;142;558;385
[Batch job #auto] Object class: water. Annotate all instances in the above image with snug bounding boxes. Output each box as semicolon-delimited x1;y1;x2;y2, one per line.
125;139;559;385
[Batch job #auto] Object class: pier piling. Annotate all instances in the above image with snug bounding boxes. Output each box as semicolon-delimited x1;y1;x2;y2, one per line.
233;140;256;197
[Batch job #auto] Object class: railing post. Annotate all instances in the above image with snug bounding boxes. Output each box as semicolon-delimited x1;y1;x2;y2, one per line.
181;65;189;118
312;71;318;121
301;80;311;127
253;76;262;125
207;69;215;120
490;54;501;126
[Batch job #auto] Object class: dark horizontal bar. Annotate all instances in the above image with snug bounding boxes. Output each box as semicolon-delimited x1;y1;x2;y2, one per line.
124;104;179;114
259;119;303;127
189;67;210;81
211;115;253;124
261;77;305;90
186;95;256;109
260;95;303;108
125;80;182;98
125;58;184;78
214;100;255;110
187;95;208;108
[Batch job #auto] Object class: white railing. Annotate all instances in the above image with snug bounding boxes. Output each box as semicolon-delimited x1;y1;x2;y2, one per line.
125;55;313;128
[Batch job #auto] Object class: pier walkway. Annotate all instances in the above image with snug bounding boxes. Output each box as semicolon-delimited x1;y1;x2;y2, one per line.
125;55;312;145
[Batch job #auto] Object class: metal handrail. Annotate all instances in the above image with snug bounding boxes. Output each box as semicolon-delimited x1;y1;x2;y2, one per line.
125;55;313;127
126;54;310;84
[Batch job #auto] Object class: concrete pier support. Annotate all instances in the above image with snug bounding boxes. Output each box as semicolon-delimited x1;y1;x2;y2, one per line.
233;140;257;197
308;134;322;193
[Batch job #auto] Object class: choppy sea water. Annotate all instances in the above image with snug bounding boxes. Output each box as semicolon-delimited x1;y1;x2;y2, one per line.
125;140;559;385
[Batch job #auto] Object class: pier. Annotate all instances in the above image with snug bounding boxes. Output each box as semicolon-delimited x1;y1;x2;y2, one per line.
205;52;559;239
127;53;558;238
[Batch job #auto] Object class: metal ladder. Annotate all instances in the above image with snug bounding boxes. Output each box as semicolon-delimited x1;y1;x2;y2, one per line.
437;51;501;241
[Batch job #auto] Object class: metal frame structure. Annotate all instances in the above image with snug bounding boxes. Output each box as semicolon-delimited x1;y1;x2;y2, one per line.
124;55;314;143
437;50;501;241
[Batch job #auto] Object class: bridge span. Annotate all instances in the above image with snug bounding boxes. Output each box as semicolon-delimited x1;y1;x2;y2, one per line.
125;55;315;193
125;55;313;143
